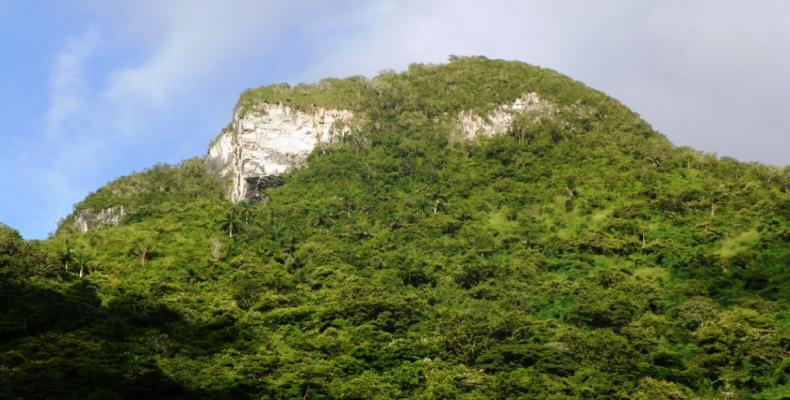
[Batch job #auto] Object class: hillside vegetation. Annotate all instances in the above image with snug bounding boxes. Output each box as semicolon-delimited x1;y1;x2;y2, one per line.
2;57;789;399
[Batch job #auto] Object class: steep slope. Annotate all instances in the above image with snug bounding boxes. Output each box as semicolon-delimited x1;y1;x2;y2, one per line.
2;57;789;399
207;104;355;202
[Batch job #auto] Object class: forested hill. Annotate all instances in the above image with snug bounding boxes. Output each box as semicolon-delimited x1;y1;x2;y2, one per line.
1;57;788;399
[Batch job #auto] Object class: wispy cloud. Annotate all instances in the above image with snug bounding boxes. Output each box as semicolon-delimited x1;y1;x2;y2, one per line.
36;27;107;233
103;2;284;108
29;1;307;237
46;27;100;137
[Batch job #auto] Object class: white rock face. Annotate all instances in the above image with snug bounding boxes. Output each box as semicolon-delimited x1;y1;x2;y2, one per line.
206;93;557;203
457;92;554;139
72;206;125;233
207;104;354;202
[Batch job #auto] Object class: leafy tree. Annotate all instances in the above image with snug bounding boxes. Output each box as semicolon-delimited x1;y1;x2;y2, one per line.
129;233;156;266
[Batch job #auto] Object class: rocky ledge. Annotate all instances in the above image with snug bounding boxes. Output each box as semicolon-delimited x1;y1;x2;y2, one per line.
206;103;355;202
70;206;126;233
206;93;559;203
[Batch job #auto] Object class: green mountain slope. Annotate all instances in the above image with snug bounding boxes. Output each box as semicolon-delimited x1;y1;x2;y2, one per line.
2;57;789;399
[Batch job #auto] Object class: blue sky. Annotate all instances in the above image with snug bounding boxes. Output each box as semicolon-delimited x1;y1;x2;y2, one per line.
1;1;788;239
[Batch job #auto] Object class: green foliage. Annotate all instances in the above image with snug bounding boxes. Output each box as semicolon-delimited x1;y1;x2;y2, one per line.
1;56;788;398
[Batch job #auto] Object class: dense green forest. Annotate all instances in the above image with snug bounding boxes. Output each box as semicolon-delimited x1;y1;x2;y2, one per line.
1;57;788;399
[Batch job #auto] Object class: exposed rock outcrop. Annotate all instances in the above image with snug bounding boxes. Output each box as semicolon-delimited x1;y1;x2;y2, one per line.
206;93;560;203
457;92;556;139
206;104;354;202
71;206;125;233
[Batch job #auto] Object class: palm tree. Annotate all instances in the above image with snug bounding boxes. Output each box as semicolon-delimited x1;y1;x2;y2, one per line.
220;210;240;238
269;210;282;242
59;241;73;271
238;202;253;225
74;251;90;279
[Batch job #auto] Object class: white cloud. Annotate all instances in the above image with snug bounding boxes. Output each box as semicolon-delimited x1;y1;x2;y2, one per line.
96;1;297;138
103;2;280;107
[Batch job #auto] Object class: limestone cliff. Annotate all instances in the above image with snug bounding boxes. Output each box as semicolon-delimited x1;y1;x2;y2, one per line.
70;206;126;233
206;93;563;203
206;103;354;202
